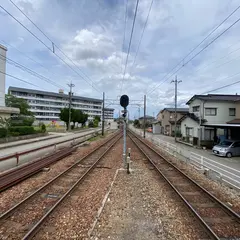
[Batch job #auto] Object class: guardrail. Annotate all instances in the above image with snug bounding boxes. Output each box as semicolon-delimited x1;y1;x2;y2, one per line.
0;128;103;168
130;126;240;190
190;152;240;190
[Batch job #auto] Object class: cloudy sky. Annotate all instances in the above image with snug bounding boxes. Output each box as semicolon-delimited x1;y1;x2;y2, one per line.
1;0;240;118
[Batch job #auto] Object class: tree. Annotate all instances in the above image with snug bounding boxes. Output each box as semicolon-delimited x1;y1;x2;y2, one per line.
133;119;140;128
0;117;11;137
79;113;88;127
5;94;33;116
94;116;101;122
59;108;74;129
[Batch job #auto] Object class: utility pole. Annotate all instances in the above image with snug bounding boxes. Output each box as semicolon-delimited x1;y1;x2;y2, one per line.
102;92;105;136
143;95;146;138
67;82;75;131
138;106;140;119
171;76;182;142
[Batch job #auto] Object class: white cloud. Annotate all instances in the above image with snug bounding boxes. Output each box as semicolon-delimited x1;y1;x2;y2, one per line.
2;0;240;117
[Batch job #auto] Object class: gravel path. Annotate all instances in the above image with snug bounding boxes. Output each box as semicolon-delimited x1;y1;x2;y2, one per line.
91;139;207;240
33;138;123;239
0;132;115;215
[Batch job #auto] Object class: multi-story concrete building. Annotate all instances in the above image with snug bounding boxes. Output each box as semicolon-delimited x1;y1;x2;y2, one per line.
104;108;114;122
0;45;19;118
8;86;103;125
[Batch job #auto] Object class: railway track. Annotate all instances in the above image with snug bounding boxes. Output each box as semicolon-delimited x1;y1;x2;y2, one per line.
0;147;74;192
0;131;122;240
128;130;240;240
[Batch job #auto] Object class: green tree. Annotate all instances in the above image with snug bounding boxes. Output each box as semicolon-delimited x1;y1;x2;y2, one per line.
133;119;140;128
5;94;33;116
79;113;88;127
0;117;11;137
94;116;101;122
59;108;74;129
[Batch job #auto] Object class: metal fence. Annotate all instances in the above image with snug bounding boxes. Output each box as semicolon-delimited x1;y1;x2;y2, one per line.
130;126;240;190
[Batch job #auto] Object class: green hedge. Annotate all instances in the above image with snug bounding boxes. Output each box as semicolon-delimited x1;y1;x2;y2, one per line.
0;128;7;138
9;126;35;136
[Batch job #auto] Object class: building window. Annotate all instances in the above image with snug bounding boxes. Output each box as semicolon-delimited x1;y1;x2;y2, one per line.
229;108;236;116
192;106;200;112
205;108;217;116
186;127;193;136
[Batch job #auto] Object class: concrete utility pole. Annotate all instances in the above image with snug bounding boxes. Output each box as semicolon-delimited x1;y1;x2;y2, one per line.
171;76;182;142
67;82;75;131
102;92;105;136
143;95;146;138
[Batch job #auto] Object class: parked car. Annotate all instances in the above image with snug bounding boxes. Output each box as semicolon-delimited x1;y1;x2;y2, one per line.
147;127;153;133
212;140;240;158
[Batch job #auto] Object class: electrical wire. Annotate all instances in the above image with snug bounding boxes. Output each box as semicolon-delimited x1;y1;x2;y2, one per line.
120;0;140;94
120;0;129;77
146;4;240;95
8;0;94;85
0;39;64;81
147;16;240;95
130;0;154;75
0;70;41;88
201;71;240;94
0;53;68;90
1;3;100;93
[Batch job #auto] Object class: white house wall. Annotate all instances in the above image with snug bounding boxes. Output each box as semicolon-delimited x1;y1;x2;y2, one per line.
181;117;199;138
189;99;236;124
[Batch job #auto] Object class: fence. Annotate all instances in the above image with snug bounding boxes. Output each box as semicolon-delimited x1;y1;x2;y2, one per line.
0;128;105;172
130;126;240;190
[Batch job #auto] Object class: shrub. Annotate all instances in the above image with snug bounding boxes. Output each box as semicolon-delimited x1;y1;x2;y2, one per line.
88;121;94;128
41;123;46;133
9;126;35;136
0;128;7;138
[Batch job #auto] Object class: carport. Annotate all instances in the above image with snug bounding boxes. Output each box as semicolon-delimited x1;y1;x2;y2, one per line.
202;123;240;141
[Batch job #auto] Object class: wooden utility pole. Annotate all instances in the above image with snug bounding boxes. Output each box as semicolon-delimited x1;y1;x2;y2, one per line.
171;76;182;142
67;82;75;131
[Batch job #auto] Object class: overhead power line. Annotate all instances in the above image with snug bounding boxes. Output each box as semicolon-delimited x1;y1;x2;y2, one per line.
120;0;140;94
0;53;68;90
0;70;41;88
130;0;154;75
146;4;240;95
1;3;100;93
120;0;129;77
0;39;64;81
201;78;240;95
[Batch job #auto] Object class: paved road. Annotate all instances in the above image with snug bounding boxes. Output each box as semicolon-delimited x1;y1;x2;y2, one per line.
0;128;102;173
130;126;240;189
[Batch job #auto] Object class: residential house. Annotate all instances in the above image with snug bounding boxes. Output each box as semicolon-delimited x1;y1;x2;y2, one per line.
157;108;188;136
139;115;155;127
178;94;240;146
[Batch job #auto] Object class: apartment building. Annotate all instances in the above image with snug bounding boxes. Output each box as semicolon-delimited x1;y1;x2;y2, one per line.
178;94;240;145
157;108;188;135
8;87;103;125
104;108;114;122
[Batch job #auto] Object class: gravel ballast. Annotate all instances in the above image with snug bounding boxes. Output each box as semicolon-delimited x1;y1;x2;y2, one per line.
0;131;115;215
33;138;123;239
91;139;207;240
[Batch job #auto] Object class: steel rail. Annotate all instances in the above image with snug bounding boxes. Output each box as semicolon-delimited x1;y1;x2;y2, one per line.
128;130;240;240
0;131;121;223
0;147;74;192
22;131;122;239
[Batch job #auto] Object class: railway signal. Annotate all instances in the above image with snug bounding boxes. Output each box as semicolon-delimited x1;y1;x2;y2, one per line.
120;95;129;170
